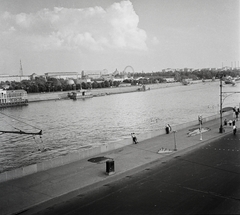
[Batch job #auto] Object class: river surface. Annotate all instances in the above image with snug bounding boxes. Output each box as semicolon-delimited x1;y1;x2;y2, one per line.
0;81;239;172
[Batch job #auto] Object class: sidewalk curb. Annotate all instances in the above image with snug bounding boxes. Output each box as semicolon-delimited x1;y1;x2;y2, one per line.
18;129;232;215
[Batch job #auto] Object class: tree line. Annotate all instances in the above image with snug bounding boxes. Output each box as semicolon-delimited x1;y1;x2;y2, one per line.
0;77;124;93
133;68;240;82
0;69;239;94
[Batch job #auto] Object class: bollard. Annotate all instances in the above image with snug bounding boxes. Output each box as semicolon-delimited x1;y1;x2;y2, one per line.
106;159;115;175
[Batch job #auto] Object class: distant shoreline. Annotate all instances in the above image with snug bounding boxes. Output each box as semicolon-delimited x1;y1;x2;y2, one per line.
27;80;208;102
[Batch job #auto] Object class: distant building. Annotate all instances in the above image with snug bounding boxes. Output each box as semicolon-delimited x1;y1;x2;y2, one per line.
112;69;119;76
44;72;79;80
183;68;193;72
162;68;176;72
29;73;38;81
163;68;193;72
112;69;128;81
101;74;114;81
77;78;91;83
112;77;124;82
82;70;103;80
0;74;30;82
222;66;231;71
209;68;217;71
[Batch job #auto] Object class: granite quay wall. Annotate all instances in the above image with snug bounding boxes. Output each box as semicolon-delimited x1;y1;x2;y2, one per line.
0;111;232;183
27;80;204;102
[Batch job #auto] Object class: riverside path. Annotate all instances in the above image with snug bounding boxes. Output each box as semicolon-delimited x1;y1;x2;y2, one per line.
0;115;239;215
33;132;240;215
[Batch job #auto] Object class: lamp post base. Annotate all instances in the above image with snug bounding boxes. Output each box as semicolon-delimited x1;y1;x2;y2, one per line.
219;126;224;133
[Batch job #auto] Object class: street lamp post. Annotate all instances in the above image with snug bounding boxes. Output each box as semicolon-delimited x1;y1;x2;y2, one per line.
219;76;223;133
200;122;202;140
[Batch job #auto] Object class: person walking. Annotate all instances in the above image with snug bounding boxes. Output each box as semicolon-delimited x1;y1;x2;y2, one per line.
236;110;239;121
131;133;138;144
233;125;237;135
165;124;171;134
167;124;172;132
233;120;236;126
224;119;228;126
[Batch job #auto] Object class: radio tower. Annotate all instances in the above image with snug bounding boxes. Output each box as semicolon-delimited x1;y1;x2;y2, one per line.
19;60;23;76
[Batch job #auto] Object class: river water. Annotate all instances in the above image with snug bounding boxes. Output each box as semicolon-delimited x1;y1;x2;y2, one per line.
0;81;239;172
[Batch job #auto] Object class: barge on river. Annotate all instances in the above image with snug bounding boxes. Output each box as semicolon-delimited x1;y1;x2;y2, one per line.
0;89;28;107
68;90;93;100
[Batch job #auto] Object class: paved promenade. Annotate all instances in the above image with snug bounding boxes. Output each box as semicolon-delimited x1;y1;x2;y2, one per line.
0;116;238;215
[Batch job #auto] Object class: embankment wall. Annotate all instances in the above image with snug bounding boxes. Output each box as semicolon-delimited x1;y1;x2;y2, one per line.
27;81;203;102
0;111;232;183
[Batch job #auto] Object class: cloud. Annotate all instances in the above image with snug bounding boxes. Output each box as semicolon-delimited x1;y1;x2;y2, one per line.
0;1;148;52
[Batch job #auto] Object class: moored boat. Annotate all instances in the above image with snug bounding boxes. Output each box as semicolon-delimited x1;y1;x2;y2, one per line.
0;89;28;108
68;90;93;100
137;85;147;91
182;79;190;85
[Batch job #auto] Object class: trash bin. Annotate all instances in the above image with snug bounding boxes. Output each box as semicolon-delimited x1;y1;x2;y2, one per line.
165;126;169;134
106;159;115;175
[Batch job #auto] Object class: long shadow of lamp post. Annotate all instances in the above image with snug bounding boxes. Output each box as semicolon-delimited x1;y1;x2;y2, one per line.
173;131;177;151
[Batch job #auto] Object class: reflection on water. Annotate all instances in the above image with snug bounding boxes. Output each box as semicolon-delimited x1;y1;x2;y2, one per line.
0;82;239;172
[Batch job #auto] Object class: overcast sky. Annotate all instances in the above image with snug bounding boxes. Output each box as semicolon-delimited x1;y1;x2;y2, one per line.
0;0;239;75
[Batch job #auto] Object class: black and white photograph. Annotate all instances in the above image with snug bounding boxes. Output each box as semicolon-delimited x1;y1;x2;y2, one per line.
0;0;239;214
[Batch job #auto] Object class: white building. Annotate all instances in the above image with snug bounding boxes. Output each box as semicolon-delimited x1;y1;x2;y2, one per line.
0;74;30;82
44;72;79;80
81;70;103;79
